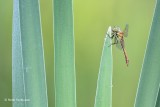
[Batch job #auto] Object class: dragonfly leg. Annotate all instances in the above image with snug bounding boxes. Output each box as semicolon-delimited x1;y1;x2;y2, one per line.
108;43;116;47
108;31;115;39
108;37;118;47
111;32;116;39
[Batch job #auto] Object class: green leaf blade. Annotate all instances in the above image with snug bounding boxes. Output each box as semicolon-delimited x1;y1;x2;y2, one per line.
94;27;113;107
12;0;48;107
54;0;76;107
134;0;160;107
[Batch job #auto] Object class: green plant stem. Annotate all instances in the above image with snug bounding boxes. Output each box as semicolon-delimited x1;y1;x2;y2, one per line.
12;0;48;107
134;0;160;107
54;0;76;107
94;27;113;107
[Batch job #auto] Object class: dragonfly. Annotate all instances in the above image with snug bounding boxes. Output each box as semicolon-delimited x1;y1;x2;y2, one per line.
109;24;129;66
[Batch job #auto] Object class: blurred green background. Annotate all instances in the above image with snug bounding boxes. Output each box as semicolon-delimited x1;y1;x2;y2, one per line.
0;0;155;107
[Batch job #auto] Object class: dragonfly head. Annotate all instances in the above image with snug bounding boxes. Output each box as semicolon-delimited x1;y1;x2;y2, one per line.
112;26;121;32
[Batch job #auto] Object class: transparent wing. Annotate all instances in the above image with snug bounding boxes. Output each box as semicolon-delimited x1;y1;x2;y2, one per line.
116;37;125;50
114;37;121;50
116;42;122;50
123;24;129;37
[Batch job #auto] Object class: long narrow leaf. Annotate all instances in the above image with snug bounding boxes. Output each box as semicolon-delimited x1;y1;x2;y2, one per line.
54;0;76;107
94;27;113;107
12;0;48;107
134;0;160;107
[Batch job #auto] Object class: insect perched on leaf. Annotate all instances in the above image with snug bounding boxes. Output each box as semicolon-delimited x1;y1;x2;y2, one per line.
109;24;129;66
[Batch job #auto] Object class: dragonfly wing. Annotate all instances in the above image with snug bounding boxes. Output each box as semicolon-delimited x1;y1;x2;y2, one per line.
124;24;129;37
116;38;126;50
116;43;122;50
116;38;123;50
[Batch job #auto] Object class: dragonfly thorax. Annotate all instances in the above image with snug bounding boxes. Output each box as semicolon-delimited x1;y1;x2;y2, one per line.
111;26;123;39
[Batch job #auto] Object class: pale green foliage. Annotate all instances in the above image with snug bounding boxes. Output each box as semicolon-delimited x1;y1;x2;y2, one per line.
12;0;48;107
134;0;160;107
94;27;113;107
54;0;76;107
